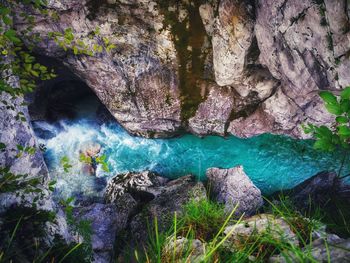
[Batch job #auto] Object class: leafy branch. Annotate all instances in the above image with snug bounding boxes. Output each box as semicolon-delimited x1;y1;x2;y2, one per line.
304;86;350;177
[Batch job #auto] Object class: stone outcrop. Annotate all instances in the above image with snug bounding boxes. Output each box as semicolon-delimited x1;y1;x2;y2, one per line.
252;0;350;137
224;214;299;250
105;171;168;203
287;171;337;210
0;90;50;211
270;236;350;263
162;236;205;263
104;173;206;255
14;0;350;139
206;166;263;216
73;203;127;263
0;68;73;255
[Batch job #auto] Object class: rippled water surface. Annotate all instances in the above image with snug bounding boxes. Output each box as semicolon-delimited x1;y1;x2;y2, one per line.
33;99;346;199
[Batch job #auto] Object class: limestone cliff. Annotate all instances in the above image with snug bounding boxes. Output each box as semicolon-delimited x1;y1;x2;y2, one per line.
14;0;350;138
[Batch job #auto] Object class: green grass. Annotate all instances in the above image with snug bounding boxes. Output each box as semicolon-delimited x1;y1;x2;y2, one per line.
134;197;333;263
0;206;92;263
180;199;227;240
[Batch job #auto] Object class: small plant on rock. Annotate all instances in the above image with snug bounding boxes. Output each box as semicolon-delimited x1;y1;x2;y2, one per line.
304;86;350;177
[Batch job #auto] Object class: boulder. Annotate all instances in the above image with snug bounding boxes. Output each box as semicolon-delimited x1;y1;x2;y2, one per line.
73;203;128;263
80;142;101;158
79;142;102;176
162;236;205;263
269;236;350;263
206;166;263;216
124;175;206;249
105;171;167;204
287;171;337;210
224;213;299;251
188;82;268;136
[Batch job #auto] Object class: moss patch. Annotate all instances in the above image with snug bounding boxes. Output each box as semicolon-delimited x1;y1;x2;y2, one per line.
157;0;209;123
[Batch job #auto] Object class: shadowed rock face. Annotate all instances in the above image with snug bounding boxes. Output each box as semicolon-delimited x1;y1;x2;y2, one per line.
16;0;350;138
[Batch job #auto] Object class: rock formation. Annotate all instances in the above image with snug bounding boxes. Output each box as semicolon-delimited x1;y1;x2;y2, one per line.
206;165;263;216
13;0;350;139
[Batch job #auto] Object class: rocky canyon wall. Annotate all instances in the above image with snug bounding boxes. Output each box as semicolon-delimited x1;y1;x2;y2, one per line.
15;0;350;138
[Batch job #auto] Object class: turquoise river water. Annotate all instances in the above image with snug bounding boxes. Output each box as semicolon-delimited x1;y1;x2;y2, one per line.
32;99;347;200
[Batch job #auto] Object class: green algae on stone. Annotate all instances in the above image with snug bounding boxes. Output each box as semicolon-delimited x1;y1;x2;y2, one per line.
156;0;209;124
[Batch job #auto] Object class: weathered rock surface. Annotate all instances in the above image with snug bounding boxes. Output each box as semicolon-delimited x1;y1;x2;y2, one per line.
74;203;127;263
162;236;205;263
16;0;350;139
252;0;350;137
224;214;299;250
0;71;72;253
207;0;255;86
198;0;350;138
105;173;207;255
105;171;167;204
0;90;50;211
206;166;263;216
16;0;182;138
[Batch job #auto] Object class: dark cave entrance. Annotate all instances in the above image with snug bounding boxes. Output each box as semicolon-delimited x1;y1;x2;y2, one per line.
27;56;113;124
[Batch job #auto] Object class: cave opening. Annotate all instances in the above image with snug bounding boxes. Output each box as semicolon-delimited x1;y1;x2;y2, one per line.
26;56;113;125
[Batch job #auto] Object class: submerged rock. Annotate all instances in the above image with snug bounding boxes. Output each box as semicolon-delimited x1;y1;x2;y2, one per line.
79;142;102;176
206;166;263;216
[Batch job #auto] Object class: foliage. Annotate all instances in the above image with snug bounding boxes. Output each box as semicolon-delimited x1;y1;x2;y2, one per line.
135;197;330;263
180;198;226;240
79;153;109;172
0;167;44;202
0;0;55;96
1;0;116;98
304;87;350;153
15;143;36;158
60;156;72;173
0;206;90;263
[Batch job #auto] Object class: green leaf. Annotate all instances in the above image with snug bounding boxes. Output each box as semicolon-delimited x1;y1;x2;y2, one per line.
340;99;350;112
4;29;21;44
336;116;348;124
314;138;334;151
315;126;332;140
340;87;350;99
3;15;12;25
319;91;338;104
338;126;350;136
73;46;78;55
325;103;343;115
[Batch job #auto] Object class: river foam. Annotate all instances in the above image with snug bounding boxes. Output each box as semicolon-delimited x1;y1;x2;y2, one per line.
33;116;345;200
